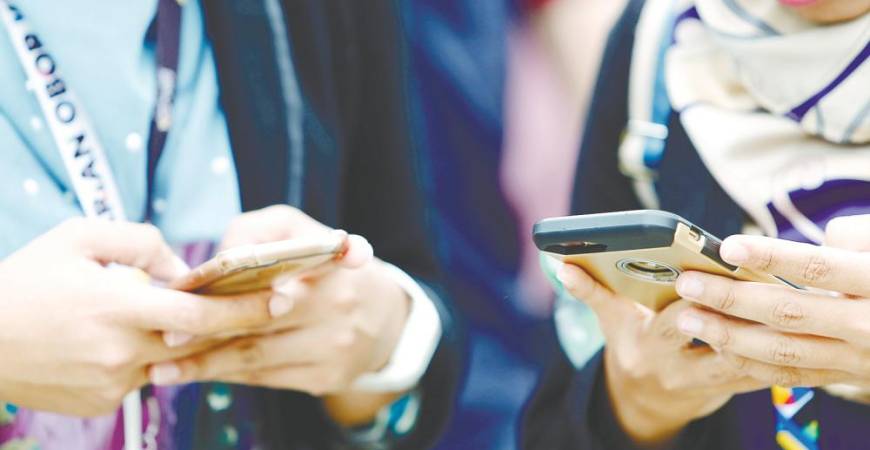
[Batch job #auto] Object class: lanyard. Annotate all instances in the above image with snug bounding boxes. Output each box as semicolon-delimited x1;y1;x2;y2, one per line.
0;0;182;222
146;0;182;220
1;2;182;449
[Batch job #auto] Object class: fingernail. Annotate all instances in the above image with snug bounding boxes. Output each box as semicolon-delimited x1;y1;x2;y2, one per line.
269;295;295;317
150;363;181;385
721;240;749;265
343;235;374;267
677;312;704;335
163;331;193;347
676;275;704;298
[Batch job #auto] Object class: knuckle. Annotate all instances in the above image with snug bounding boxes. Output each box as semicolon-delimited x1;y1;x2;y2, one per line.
237;340;266;367
98;344;136;370
770;300;805;329
769;337;801;365
714;286;738;312
267;204;302;222
138;223;162;242
332;288;359;311
657;324;682;343
175;303;210;333
658;373;680;392
728;354;749;371
772;367;802;387
711;322;732;349
334;330;358;350
801;255;831;283
757;244;776;271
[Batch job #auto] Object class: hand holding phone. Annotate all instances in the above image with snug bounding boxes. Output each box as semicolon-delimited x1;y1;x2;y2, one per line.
534;210;791;311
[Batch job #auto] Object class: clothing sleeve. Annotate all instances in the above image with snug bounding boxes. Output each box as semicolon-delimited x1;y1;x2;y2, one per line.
335;1;463;449
522;1;692;448
522;350;725;450
520;2;759;449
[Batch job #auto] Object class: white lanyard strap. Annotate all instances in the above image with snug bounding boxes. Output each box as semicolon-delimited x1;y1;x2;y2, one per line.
0;0;127;221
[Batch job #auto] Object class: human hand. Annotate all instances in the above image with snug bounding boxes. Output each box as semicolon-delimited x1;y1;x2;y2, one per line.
675;215;870;389
557;263;763;445
150;206;410;402
0;219;280;416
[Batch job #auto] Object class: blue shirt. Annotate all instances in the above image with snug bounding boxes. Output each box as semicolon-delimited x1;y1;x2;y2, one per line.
0;0;240;257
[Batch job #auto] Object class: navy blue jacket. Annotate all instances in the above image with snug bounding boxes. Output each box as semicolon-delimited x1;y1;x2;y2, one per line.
521;1;870;449
186;1;462;449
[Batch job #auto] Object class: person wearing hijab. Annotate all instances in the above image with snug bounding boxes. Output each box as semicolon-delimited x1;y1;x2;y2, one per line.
522;0;870;448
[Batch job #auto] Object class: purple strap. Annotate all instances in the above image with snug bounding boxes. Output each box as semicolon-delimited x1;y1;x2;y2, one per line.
145;0;182;221
787;39;869;122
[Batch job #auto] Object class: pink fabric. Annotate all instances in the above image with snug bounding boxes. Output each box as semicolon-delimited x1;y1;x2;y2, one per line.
500;21;583;317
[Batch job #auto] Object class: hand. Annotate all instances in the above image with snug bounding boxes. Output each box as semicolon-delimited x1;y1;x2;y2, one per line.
150;206;411;422
557;263;763;445
0;219;281;417
674;215;870;389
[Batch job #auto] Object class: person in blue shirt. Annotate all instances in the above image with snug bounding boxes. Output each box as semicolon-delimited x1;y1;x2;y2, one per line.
0;1;460;449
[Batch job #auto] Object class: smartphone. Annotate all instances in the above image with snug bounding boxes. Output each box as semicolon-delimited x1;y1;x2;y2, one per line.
170;232;348;295
534;210;791;311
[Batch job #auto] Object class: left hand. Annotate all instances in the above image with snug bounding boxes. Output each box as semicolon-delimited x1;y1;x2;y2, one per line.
150;205;410;397
674;215;870;388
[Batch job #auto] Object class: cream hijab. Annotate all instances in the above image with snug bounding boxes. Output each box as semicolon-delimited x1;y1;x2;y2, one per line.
666;0;870;243
655;0;870;401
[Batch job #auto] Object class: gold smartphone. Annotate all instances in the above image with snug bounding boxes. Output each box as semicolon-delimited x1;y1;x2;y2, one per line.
534;210;792;311
170;232;348;295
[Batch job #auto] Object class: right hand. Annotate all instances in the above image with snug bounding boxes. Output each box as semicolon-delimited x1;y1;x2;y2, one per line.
557;263;764;446
0;219;279;417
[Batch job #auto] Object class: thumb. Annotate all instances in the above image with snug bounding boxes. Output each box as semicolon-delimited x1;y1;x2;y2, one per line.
556;261;640;327
824;215;870;252
63;219;189;281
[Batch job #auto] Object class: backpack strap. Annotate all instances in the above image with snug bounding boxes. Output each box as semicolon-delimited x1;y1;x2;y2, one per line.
618;0;676;209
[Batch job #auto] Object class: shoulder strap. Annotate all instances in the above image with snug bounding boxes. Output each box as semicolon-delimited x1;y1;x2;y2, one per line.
618;0;676;209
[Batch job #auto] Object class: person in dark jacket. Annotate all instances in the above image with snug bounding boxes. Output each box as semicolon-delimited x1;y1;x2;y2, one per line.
522;0;870;449
0;1;459;449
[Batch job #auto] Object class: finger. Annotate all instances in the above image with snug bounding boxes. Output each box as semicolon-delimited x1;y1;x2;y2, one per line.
556;263;642;326
338;234;373;269
825;215;870;251
676;271;861;341
676;307;863;373
149;326;339;385
290;234;371;282
220;205;330;250
647;299;698;349
719;234;870;296
721;352;853;388
61;219;189;281
123;287;277;335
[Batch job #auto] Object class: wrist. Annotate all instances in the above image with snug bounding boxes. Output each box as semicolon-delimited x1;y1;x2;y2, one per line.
352;263;442;393
603;349;693;446
368;263;412;372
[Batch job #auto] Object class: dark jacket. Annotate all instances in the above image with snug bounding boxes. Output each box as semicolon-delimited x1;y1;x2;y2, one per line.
186;1;462;449
520;1;870;449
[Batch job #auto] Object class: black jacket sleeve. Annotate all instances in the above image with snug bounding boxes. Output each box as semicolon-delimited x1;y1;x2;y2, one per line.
338;2;463;449
521;2;750;449
203;1;461;448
